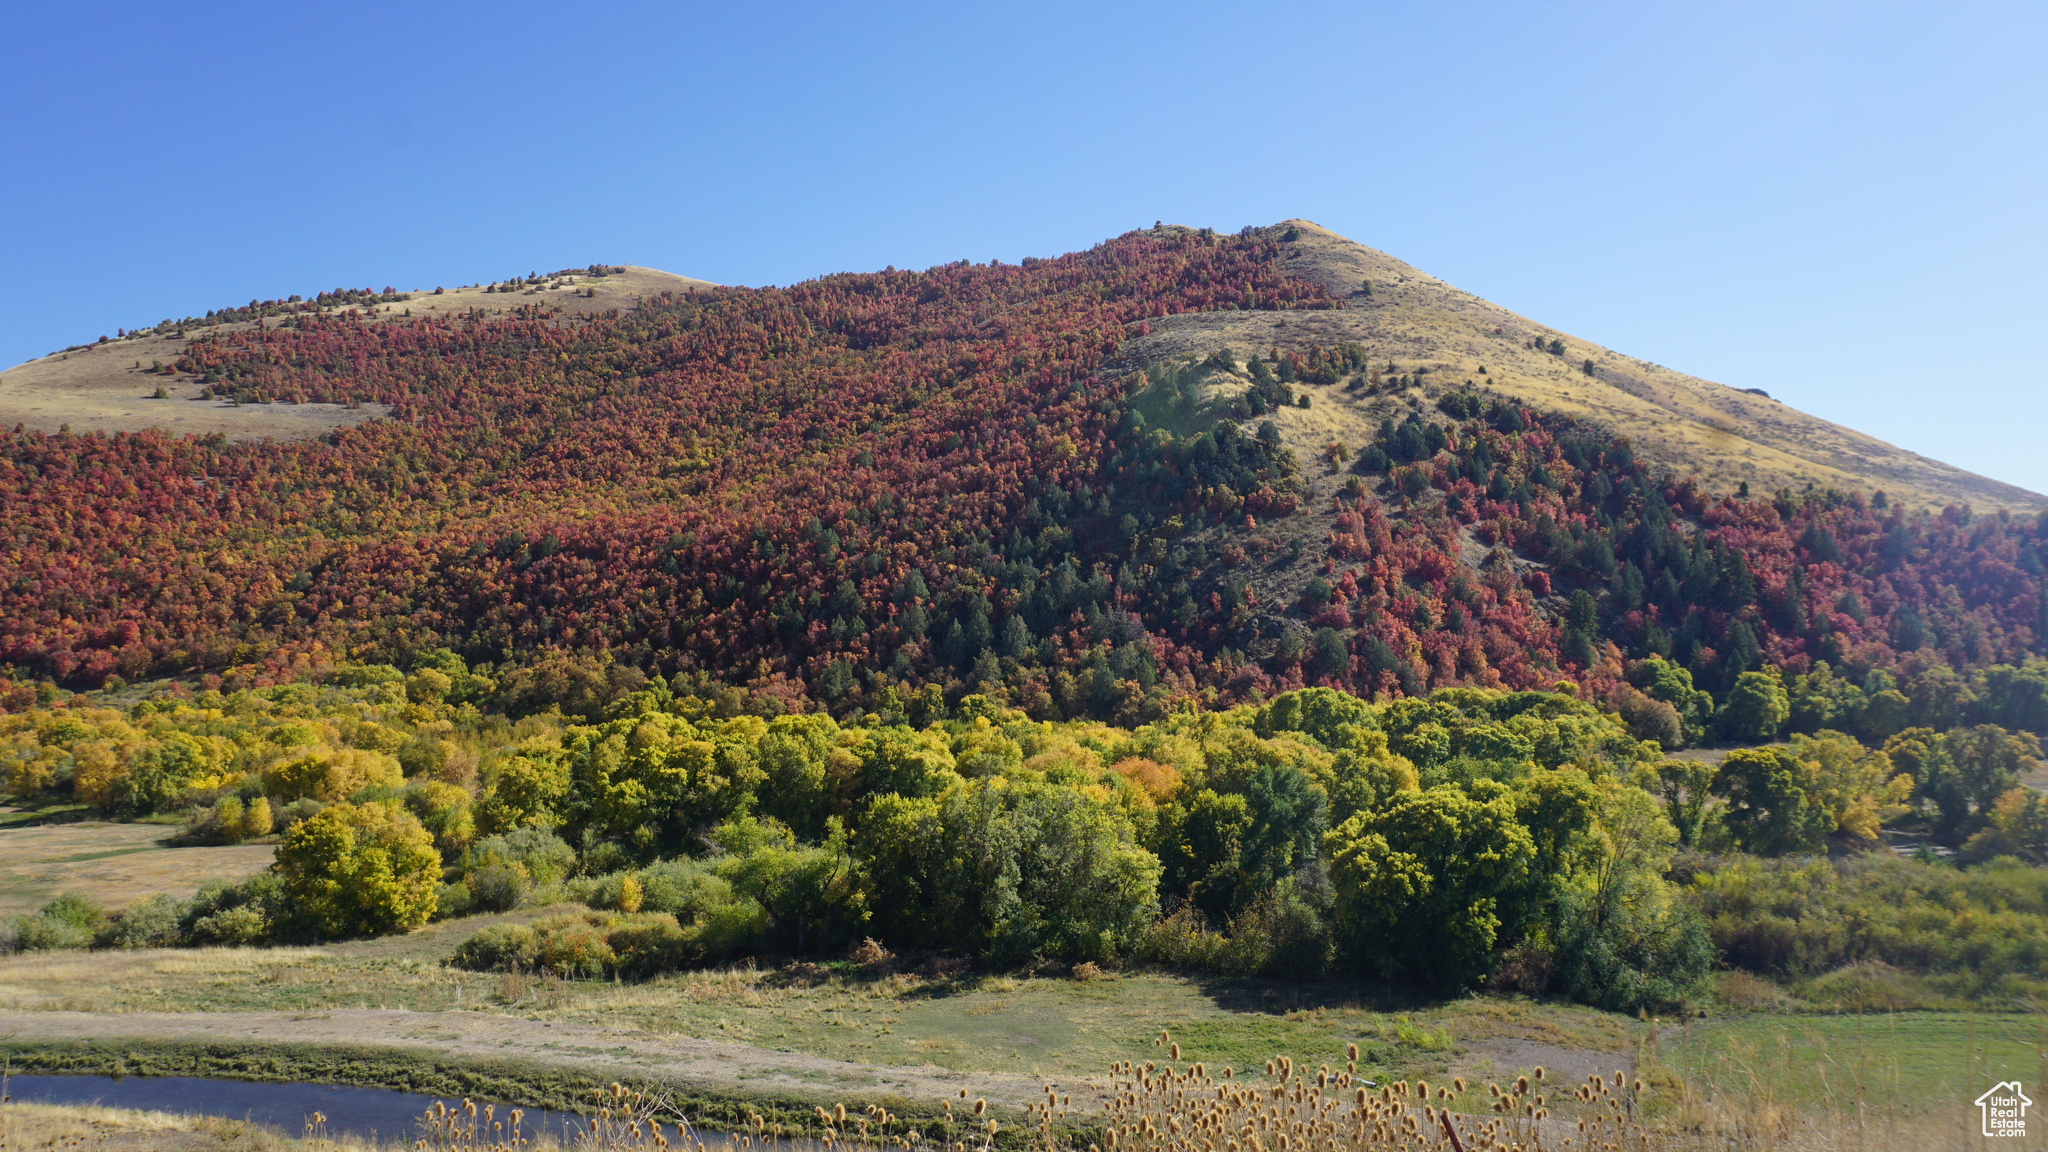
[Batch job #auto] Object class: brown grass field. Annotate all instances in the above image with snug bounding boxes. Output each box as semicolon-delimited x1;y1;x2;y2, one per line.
0;819;273;915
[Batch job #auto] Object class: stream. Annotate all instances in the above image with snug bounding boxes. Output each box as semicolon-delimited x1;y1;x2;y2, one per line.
0;1073;755;1144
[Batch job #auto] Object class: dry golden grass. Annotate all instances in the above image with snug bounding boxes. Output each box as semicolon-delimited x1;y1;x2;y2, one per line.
0;821;273;916
0;267;714;442
1125;221;2043;513
1095;1034;1995;1152
0;1099;302;1150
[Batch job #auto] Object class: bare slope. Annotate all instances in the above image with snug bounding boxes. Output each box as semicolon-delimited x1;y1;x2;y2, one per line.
0;266;714;442
1122;221;2043;512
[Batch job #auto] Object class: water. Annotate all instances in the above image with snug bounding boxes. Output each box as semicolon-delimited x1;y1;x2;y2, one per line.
0;1072;604;1143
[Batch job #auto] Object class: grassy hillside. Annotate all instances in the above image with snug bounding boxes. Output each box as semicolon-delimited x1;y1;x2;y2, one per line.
1122;221;2043;514
0;266;712;443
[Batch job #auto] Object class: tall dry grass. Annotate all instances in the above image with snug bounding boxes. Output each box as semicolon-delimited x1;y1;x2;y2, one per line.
1095;1030;1994;1152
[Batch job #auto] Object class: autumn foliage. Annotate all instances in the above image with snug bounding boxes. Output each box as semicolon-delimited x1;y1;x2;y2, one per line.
2;227;2045;734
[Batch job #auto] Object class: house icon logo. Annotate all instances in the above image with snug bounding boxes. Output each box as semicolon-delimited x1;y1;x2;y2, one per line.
1977;1081;2032;1138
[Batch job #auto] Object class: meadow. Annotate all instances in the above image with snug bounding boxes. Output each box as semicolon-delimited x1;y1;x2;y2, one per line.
0;814;272;915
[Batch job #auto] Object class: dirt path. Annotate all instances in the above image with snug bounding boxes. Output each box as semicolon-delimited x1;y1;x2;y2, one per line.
0;1008;1086;1110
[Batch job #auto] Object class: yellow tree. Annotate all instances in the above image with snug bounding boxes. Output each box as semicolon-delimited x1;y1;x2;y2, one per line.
277;801;440;938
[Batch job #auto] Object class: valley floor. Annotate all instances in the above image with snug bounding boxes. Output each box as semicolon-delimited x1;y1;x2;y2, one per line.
0;909;2035;1137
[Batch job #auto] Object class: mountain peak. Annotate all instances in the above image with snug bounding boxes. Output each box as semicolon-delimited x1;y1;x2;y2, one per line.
1120;220;2041;511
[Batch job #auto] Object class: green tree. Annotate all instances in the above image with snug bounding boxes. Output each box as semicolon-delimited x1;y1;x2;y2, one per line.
1159;765;1327;923
1325;782;1534;988
1718;669;1790;743
112;732;226;816
1712;748;1832;855
476;739;572;833
1636;658;1715;745
1311;628;1349;678
1886;724;2039;844
1651;759;1716;847
716;817;862;953
276;802;441;938
754;713;839;838
856;779;1159;962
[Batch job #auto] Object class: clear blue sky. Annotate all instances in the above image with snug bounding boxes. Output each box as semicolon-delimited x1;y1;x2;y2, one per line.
5;2;2043;496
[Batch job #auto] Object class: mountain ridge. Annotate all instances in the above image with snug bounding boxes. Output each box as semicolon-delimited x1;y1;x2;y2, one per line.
7;222;2026;512
0;265;713;443
1120;220;2041;512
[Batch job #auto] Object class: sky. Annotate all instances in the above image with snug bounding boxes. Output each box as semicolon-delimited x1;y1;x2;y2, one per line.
4;1;2044;495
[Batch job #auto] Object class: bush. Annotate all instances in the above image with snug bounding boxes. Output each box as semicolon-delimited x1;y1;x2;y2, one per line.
96;893;183;949
1685;852;2048;985
452;904;762;980
180;874;281;946
469;828;576;887
637;859;732;920
467;861;531;912
188;903;270;946
433;880;477;921
1223;881;1335;981
10;914;92;952
1548;883;1712;1012
1137;904;1233;970
39;893;105;932
453;923;541;971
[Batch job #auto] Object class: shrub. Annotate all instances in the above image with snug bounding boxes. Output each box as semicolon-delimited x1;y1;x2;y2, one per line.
188;903;270;946
433;880;477;921
39;893;105;932
1223;881;1335;981
1685;852;2048;985
179;874;282;946
96;893;183;949
1547;883;1713;1012
9;895;104;952
1136;904;1232;970
467;861;531;913
453;923;541;972
637;860;732;920
468;828;576;887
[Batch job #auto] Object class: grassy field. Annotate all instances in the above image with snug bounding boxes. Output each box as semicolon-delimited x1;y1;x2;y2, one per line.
0;906;1625;1085
0;836;2039;1142
0;908;2040;1147
1645;1009;2048;1119
0;817;275;916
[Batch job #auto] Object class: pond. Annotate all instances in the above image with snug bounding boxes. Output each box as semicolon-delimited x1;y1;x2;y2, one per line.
0;1073;755;1144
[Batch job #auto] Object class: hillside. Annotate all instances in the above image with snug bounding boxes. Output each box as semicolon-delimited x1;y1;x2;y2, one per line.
8;224;2048;1133
0;266;712;442
1123;221;2042;514
0;223;2043;727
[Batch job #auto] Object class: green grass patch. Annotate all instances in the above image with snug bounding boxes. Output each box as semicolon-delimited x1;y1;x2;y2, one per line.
0;803;92;828
1650;1011;2048;1114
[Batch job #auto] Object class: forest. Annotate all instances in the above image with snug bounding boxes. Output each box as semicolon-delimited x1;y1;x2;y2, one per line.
3;223;2048;1012
3;666;2045;1012
3;227;2044;735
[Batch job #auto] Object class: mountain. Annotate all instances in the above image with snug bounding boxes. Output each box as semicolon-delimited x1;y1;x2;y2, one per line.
0;266;714;442
0;224;2043;726
1123;221;2042;514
